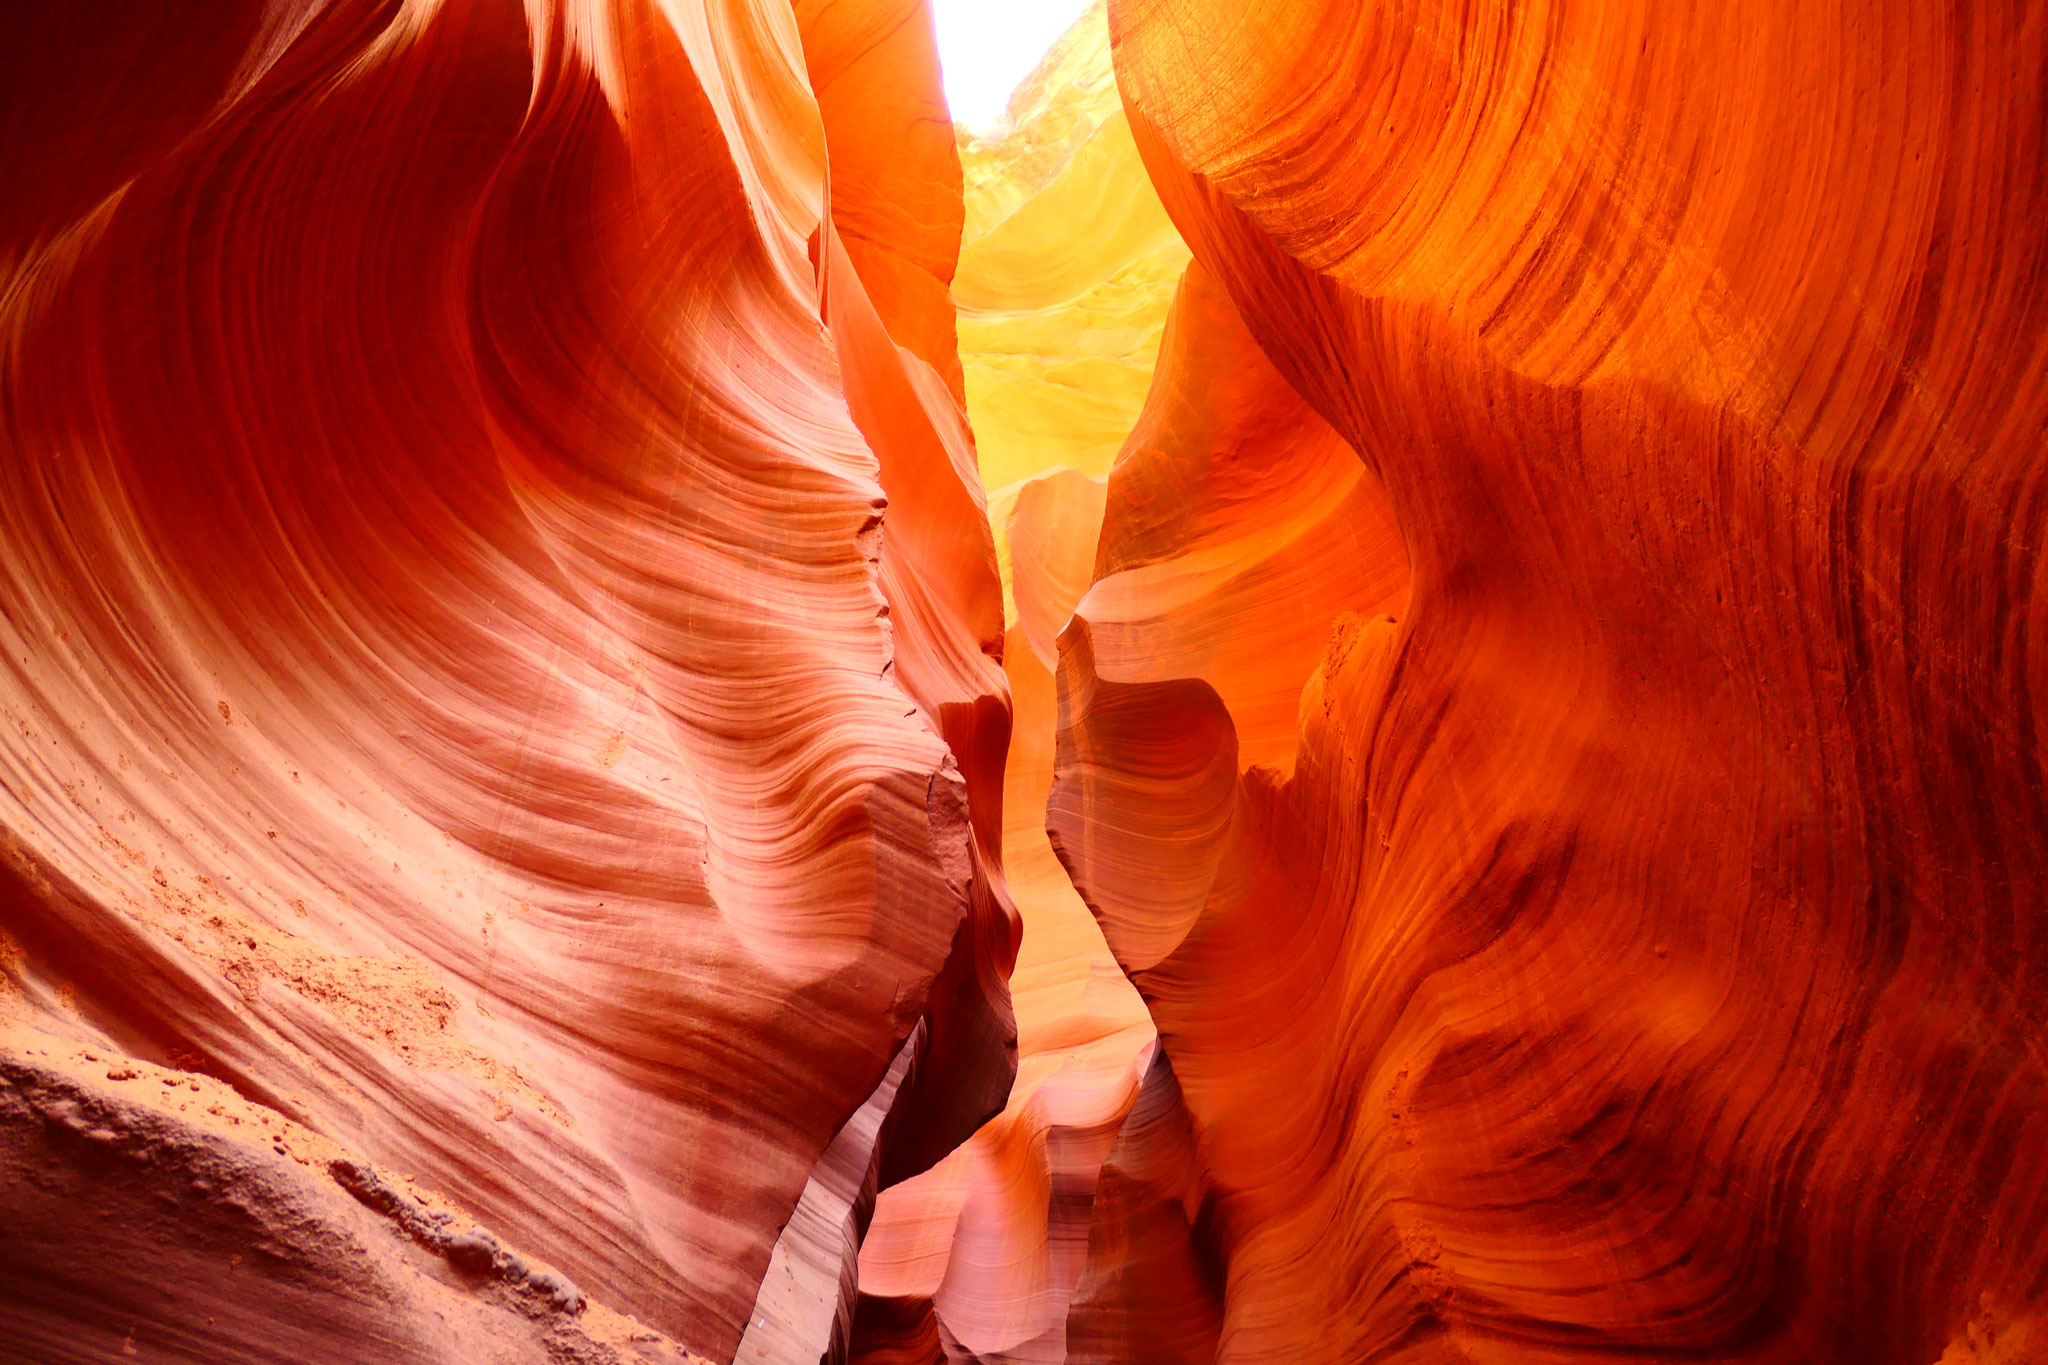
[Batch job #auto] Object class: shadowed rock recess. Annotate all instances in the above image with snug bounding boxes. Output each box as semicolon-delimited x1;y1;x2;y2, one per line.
1;1;2042;1363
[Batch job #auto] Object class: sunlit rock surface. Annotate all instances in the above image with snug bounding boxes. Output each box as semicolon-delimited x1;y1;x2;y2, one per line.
1045;0;2048;1360
847;10;1173;1361
6;0;2047;1361
855;464;1153;1364
1;1;1009;1359
952;2;1188;494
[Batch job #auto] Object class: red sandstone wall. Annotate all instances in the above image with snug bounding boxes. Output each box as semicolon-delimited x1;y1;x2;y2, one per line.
4;0;2047;1362
1046;0;2048;1359
0;1;1007;1359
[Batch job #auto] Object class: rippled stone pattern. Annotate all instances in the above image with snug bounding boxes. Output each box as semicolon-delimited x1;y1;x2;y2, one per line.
1047;0;2048;1360
0;1;1009;1359
5;0;2046;1361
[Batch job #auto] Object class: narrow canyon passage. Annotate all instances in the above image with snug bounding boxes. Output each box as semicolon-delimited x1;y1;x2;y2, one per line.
849;17;1176;1357
3;1;2046;1364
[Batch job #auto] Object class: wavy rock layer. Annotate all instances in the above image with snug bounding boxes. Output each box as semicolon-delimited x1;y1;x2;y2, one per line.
847;11;1175;1360
9;0;2048;1360
1046;0;2048;1360
857;465;1154;1365
0;0;1009;1359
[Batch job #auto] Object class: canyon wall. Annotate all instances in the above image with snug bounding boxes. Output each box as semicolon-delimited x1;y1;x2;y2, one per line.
5;0;2047;1362
852;14;1169;1354
1050;0;2048;1361
1;0;1009;1360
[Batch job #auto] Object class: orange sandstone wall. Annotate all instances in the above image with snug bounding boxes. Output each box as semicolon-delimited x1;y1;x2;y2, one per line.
1046;0;2048;1361
846;11;1173;1361
5;0;2048;1361
0;1;1007;1360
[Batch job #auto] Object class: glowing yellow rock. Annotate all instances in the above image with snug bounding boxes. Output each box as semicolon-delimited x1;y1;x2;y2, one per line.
952;1;1189;496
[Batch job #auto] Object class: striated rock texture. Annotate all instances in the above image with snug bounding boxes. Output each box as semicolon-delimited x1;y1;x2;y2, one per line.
848;12;1171;1360
1047;0;2048;1361
8;0;2048;1361
1;0;1010;1360
855;464;1153;1365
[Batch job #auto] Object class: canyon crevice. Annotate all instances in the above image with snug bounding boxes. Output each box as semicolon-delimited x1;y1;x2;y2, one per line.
2;1;2044;1363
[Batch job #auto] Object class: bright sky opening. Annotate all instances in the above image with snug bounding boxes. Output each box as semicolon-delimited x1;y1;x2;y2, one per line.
930;0;1095;131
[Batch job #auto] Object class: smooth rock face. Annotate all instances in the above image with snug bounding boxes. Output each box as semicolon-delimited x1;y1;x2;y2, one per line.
2;0;1008;1359
1045;0;2048;1361
7;0;2048;1362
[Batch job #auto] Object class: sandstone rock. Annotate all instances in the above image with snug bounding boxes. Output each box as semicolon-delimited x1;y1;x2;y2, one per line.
0;1;1008;1358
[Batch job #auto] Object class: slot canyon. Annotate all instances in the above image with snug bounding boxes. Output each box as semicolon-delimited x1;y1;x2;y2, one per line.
2;0;2045;1361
